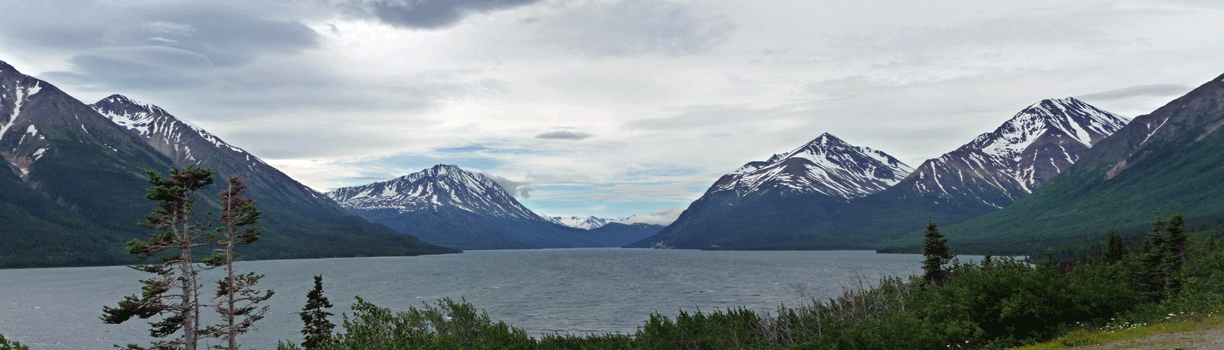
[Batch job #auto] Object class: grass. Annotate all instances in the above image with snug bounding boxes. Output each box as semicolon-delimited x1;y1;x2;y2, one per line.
1012;312;1224;350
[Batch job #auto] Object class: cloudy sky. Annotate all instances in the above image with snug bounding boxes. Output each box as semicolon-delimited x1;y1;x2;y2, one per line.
2;0;1223;224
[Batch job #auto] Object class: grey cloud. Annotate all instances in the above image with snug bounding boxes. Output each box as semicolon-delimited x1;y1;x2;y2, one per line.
5;5;319;68
41;46;214;90
17;27;109;49
536;130;592;140
484;173;534;199
531;0;735;56
121;7;320;67
1077;84;1191;101
361;0;542;29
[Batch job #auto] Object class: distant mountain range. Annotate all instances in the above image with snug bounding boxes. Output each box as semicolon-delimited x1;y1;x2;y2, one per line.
632;98;1131;250
549;216;612;230
5;54;1223;262
328;165;663;250
0;60;455;267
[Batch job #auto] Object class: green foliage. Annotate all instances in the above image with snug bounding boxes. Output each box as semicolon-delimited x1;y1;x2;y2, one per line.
0;334;29;350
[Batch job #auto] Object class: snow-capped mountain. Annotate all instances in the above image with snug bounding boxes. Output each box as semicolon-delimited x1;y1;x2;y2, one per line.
328;164;666;250
632;100;1129;250
549;216;610;230
90;95;338;207
630;133;912;249
94;95;248;164
895;97;1129;208
0;59;452;267
328;164;543;221
711;133;913;199
943;73;1224;245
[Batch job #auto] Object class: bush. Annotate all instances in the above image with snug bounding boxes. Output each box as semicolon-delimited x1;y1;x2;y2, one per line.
0;334;29;350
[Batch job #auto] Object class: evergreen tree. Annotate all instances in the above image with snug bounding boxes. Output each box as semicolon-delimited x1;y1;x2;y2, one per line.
1163;213;1187;297
922;221;953;285
300;275;335;349
1138;212;1168;302
1102;228;1130;264
202;175;273;350
102;165;216;350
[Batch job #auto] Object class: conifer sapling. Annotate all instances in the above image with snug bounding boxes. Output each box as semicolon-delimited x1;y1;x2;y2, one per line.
922;220;953;286
300;275;335;349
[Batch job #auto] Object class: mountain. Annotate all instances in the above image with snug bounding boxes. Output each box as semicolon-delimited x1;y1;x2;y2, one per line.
630;133;913;249
1;60;183;267
632;99;1129;251
886;97;1129;211
550;216;610;230
0;60;454;267
840;98;1130;245
937;74;1224;252
329;164;635;250
90;94;457;259
711;133;914;199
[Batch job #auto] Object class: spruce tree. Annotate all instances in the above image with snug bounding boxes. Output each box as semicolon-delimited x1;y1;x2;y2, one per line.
1102;228;1130;264
1163;213;1187;297
102;165;216;350
922;221;953;286
202;175;273;350
1138;212;1169;302
300;275;335;350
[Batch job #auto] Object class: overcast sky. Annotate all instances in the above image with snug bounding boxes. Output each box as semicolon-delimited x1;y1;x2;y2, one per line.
3;0;1223;224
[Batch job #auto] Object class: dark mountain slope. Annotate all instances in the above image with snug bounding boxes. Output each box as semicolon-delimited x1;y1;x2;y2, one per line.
90;95;455;259
0;60;454;267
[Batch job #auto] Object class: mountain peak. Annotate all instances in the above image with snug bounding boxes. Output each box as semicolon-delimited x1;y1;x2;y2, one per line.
900;97;1128;207
715;134;912;199
94;94;169;117
961;97;1129;161
805;133;850;149
329;164;543;221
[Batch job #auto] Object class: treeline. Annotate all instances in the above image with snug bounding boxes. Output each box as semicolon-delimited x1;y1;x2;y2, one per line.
275;215;1224;350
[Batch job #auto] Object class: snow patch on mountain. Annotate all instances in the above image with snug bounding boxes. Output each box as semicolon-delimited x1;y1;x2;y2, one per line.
713;133;913;199
0;81;39;143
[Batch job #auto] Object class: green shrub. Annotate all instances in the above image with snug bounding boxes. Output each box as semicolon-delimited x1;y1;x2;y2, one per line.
0;334;29;350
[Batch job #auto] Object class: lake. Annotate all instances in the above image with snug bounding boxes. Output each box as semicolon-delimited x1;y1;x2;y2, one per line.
0;248;958;349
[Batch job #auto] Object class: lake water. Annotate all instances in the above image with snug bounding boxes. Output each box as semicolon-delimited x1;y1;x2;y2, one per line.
0;248;955;349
